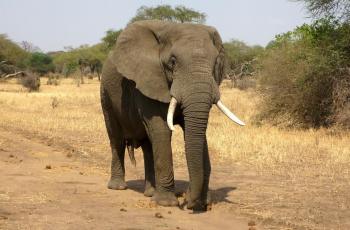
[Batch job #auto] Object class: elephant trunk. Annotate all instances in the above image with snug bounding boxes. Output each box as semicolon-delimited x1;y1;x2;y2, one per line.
181;79;213;209
183;104;210;208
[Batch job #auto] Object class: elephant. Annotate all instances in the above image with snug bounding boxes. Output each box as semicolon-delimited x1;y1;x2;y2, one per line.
100;20;245;210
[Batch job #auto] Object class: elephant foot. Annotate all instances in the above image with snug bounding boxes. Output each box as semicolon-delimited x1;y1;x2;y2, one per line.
144;183;155;197
151;191;179;207
107;178;127;190
185;190;211;211
186;199;207;211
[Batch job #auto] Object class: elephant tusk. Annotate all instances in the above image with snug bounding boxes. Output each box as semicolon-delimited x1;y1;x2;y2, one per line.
216;100;246;126
167;97;177;131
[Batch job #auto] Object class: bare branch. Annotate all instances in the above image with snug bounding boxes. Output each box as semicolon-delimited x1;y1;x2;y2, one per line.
3;71;24;79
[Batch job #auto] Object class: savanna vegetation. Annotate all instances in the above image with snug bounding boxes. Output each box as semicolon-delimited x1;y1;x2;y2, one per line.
1;77;349;229
0;2;349;229
258;18;350;128
255;0;350;129
1;1;348;134
297;0;350;21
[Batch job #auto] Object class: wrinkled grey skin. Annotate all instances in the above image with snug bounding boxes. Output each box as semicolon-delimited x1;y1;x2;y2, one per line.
100;20;226;210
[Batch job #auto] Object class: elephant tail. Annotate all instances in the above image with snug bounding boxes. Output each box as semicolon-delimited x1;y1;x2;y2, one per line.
126;141;136;167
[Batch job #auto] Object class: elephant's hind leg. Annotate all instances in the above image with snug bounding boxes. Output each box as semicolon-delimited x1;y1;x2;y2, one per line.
101;87;127;190
108;135;127;190
141;139;156;197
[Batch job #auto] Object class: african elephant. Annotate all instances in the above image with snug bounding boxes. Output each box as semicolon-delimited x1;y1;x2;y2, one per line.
100;20;244;210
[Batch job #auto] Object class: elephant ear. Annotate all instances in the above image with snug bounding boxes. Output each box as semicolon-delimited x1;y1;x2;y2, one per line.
112;21;171;103
204;26;227;85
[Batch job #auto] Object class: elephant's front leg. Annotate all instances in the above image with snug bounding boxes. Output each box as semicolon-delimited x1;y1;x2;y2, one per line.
145;120;178;206
151;129;178;206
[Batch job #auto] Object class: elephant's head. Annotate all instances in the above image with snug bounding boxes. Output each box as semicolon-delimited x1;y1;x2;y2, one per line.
112;20;244;209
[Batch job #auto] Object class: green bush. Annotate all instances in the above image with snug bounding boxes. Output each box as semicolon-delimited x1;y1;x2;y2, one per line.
0;34;29;68
28;52;55;75
53;44;106;77
102;29;122;51
258;18;350;128
224;40;263;70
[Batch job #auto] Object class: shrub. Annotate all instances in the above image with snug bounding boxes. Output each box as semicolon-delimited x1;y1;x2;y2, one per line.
258;18;350;128
47;73;60;85
53;44;106;77
0;34;29;68
20;72;40;92
28;52;55;75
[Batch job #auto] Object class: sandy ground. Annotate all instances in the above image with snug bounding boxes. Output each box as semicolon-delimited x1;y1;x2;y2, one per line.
0;128;262;230
1;81;350;229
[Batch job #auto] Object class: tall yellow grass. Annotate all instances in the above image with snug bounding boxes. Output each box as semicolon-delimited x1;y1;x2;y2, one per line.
0;78;349;180
1;77;349;228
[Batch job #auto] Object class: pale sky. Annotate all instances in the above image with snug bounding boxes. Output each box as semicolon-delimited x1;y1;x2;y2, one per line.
0;0;311;52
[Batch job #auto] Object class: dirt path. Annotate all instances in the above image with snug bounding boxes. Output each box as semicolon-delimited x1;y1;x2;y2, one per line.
0;129;261;230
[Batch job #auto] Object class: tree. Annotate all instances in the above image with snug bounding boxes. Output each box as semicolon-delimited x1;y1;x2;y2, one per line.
129;5;206;24
52;43;107;76
296;0;350;21
101;29;123;51
0;34;29;68
224;39;263;69
100;5;205;51
131;5;174;22
20;41;41;53
174;5;206;23
89;58;102;81
258;18;350;128
223;39;263;87
28;52;55;75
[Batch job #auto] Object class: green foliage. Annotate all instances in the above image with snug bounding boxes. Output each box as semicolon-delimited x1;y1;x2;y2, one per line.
53;43;107;76
173;5;206;23
258;18;350;128
224;40;263;90
224;39;264;70
28;52;54;75
101;5;205;51
102;29;122;51
46;4;206;75
131;5;174;22
296;0;350;22
130;5;206;24
0;34;29;68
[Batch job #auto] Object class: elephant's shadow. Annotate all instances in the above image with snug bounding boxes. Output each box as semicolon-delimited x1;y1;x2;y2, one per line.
126;180;236;205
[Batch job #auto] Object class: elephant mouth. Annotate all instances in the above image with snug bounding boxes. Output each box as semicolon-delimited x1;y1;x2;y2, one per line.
166;97;245;131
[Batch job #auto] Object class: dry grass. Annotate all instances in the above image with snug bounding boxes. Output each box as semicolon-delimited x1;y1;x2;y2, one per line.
0;77;349;180
1;78;349;229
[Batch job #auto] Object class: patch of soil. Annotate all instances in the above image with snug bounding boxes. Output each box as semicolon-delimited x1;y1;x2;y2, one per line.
0;129;261;230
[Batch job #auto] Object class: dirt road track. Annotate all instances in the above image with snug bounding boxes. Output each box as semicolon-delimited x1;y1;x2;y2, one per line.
0;129;261;230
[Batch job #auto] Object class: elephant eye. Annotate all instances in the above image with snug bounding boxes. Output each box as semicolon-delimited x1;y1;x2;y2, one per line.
167;56;177;71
